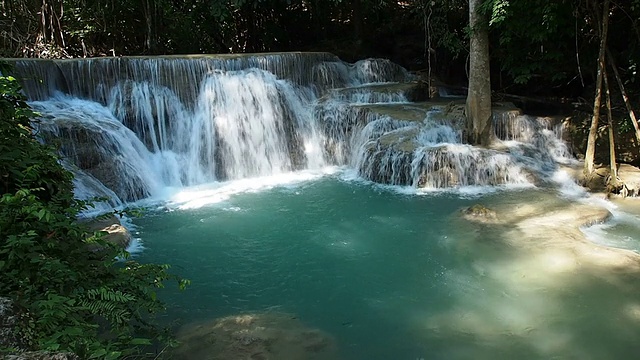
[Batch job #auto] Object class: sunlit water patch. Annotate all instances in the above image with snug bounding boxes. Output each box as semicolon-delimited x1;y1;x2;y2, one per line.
133;178;640;360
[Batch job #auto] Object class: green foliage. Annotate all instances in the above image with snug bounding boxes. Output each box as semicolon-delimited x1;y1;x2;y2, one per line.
408;0;468;58
482;0;589;90
1;0;639;99
0;63;188;359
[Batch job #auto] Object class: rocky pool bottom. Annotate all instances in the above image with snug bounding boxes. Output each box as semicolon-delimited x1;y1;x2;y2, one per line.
130;173;640;360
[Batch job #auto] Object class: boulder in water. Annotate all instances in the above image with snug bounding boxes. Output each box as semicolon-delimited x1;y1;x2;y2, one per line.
170;313;337;360
82;215;132;249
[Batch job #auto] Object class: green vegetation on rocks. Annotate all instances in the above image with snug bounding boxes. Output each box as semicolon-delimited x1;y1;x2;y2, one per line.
0;63;187;359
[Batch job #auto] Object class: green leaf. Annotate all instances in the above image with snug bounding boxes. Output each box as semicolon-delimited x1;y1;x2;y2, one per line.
104;352;122;360
88;348;107;359
130;338;152;345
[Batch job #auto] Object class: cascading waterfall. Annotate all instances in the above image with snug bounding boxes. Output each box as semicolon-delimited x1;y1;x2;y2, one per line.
199;69;292;179
11;53;576;208
348;111;529;188
31;96;166;201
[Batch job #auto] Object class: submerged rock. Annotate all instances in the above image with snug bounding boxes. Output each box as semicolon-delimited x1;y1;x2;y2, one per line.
463;204;498;223
170;313;337;360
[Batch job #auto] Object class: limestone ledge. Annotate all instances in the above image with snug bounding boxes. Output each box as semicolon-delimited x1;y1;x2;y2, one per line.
461;200;640;273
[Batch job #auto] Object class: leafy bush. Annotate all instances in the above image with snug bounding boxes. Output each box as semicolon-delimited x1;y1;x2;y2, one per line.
0;63;187;359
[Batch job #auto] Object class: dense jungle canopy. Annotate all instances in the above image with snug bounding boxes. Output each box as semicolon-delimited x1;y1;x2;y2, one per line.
1;0;639;99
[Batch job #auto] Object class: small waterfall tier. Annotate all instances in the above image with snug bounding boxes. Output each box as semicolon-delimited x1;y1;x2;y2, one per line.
315;86;573;189
11;53;575;206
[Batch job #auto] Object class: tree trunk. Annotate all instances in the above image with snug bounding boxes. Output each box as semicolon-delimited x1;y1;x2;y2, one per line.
584;0;610;176
38;0;65;49
143;0;156;53
466;0;492;146
603;68;619;188
607;49;640;145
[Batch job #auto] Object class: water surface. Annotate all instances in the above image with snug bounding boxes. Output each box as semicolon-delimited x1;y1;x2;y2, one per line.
134;175;640;359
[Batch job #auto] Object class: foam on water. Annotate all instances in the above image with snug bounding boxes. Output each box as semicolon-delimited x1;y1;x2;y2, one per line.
339;167;532;198
552;169;589;199
122;238;145;257
165;168;337;210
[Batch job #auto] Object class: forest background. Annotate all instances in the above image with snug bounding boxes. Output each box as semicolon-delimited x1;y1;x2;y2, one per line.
1;0;638;99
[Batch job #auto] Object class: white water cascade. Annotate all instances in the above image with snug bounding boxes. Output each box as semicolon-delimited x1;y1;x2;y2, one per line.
11;53;576;208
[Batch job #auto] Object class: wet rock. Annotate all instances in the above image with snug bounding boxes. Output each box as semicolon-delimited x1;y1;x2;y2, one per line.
82;215;132;249
350;102;547;189
358;128;417;186
576;166;609;192
360;135;531;188
170;313;337;360
430;102;466;128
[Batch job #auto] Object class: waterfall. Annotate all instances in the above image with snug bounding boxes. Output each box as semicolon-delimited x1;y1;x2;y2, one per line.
11;53;575;207
348;107;570;188
198;69;293;179
31;96;167;201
